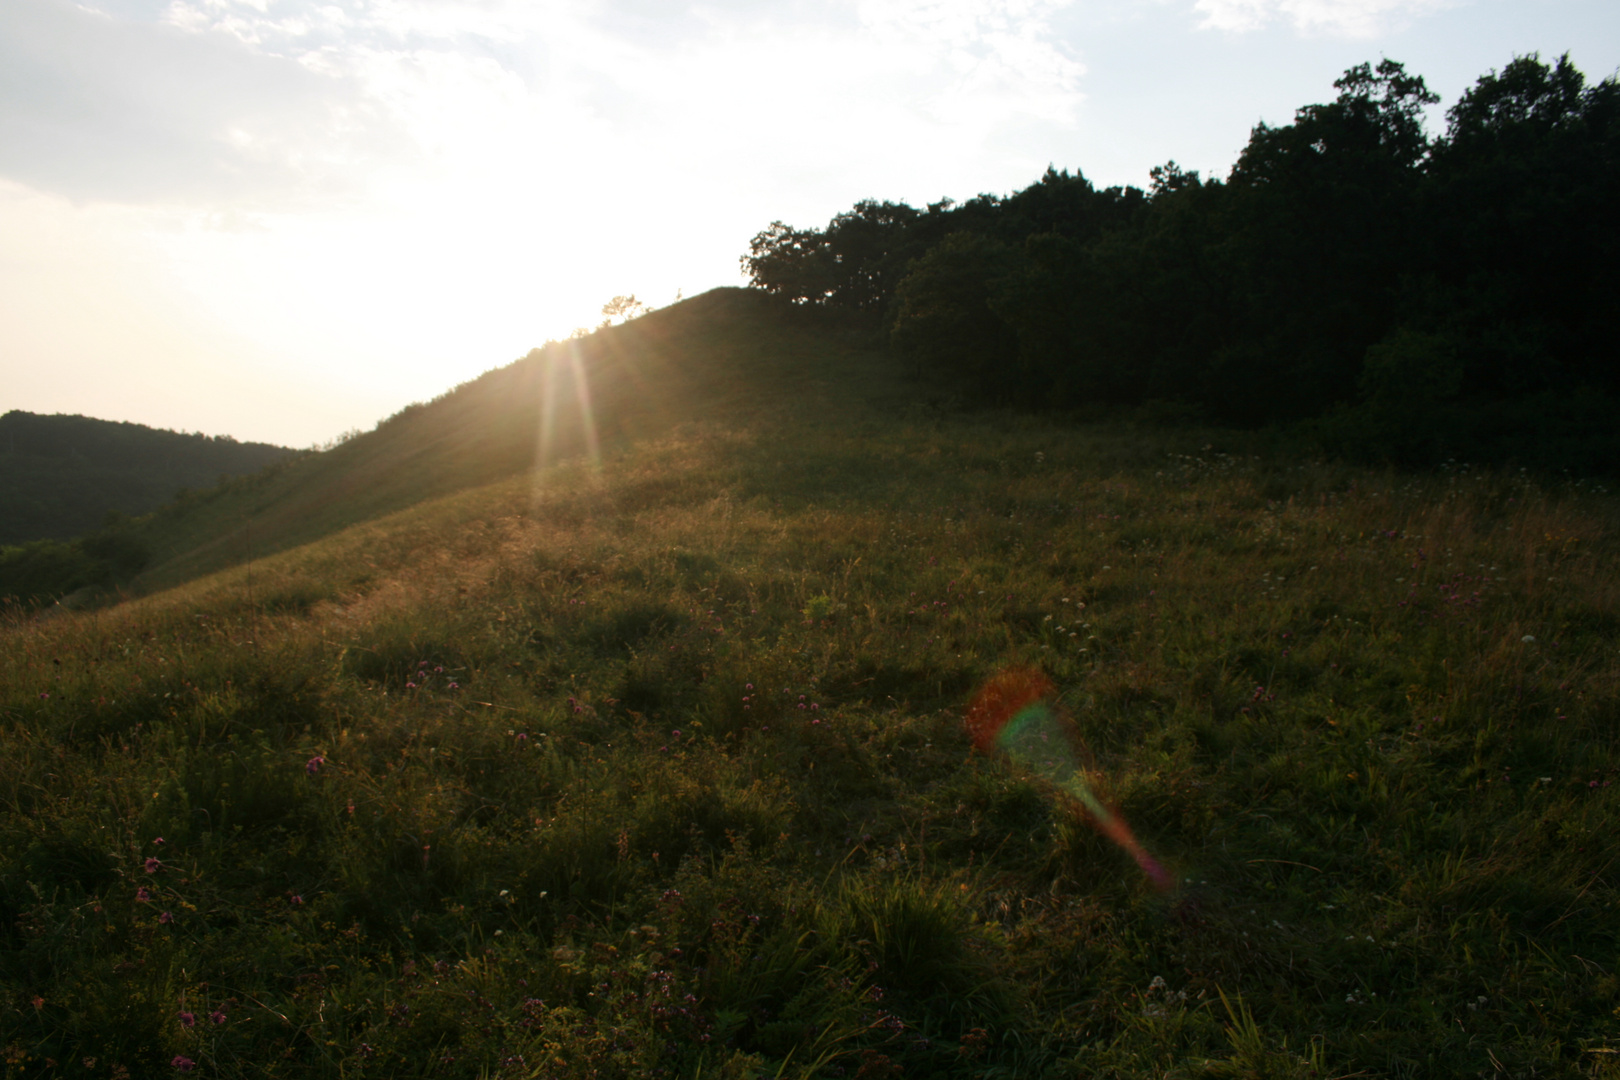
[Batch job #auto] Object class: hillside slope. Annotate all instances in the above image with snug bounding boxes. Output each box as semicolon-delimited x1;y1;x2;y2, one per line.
0;411;297;545
125;288;898;596
2;293;1617;1077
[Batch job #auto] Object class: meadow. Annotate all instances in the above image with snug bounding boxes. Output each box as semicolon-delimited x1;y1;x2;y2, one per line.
2;294;1617;1078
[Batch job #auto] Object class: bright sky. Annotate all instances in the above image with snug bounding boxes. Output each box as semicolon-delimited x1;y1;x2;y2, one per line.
2;0;1616;447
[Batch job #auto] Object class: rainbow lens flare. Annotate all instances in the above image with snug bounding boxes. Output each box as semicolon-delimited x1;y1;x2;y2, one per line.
967;667;1174;892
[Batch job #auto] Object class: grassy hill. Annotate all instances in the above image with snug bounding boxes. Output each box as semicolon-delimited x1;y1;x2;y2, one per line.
2;291;1617;1078
123;289;894;596
0;412;298;547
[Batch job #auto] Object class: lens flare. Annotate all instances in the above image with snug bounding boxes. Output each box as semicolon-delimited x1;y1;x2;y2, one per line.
536;339;602;474
967;667;1174;891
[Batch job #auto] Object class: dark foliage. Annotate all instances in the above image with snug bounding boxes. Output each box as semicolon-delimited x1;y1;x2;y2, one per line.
742;55;1620;473
0;411;298;545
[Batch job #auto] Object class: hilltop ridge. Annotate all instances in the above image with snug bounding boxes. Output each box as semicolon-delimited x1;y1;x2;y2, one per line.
124;287;898;596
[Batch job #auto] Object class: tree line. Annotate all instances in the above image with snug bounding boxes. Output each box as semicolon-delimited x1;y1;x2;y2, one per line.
0;410;297;546
742;55;1619;470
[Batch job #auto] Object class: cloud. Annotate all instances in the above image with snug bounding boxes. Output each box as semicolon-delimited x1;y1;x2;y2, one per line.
1192;0;1457;37
0;0;407;206
1;0;1087;209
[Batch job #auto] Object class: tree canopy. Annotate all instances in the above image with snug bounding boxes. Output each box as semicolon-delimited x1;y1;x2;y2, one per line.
741;55;1620;471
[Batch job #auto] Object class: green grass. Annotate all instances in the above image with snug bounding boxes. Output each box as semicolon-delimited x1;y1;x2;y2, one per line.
2;298;1618;1078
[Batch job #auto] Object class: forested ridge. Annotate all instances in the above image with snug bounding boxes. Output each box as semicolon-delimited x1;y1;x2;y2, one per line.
742;55;1620;471
0;410;298;546
0;412;299;607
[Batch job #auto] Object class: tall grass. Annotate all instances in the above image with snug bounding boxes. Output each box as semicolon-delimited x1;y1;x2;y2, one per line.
2;322;1617;1077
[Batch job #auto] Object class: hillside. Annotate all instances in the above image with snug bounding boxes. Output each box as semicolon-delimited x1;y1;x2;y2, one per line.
123;288;896;596
0;411;298;546
2;294;1618;1078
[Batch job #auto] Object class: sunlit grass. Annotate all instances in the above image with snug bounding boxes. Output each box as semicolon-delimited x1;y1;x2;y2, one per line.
2;306;1618;1077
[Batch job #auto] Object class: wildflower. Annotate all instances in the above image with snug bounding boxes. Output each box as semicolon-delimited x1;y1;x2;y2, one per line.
178;1012;195;1028
448;682;459;690
306;756;325;775
159;911;174;924
144;858;161;874
405;681;417;689
209;1010;226;1025
136;887;151;903
152;837;165;846
172;1056;195;1072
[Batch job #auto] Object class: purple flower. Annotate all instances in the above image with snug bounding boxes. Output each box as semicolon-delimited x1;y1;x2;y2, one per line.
405;681;417;689
448;682;459;690
306;756;325;775
152;837;165;846
159;911;174;924
209;1009;227;1025
136;887;152;903
178;1011;196;1028
172;1055;195;1072
144;858;161;874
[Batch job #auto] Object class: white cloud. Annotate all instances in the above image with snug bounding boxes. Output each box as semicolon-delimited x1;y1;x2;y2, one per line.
1192;0;1457;38
0;0;407;206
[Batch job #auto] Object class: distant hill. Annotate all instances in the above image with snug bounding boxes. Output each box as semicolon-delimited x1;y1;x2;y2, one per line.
0;411;299;545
